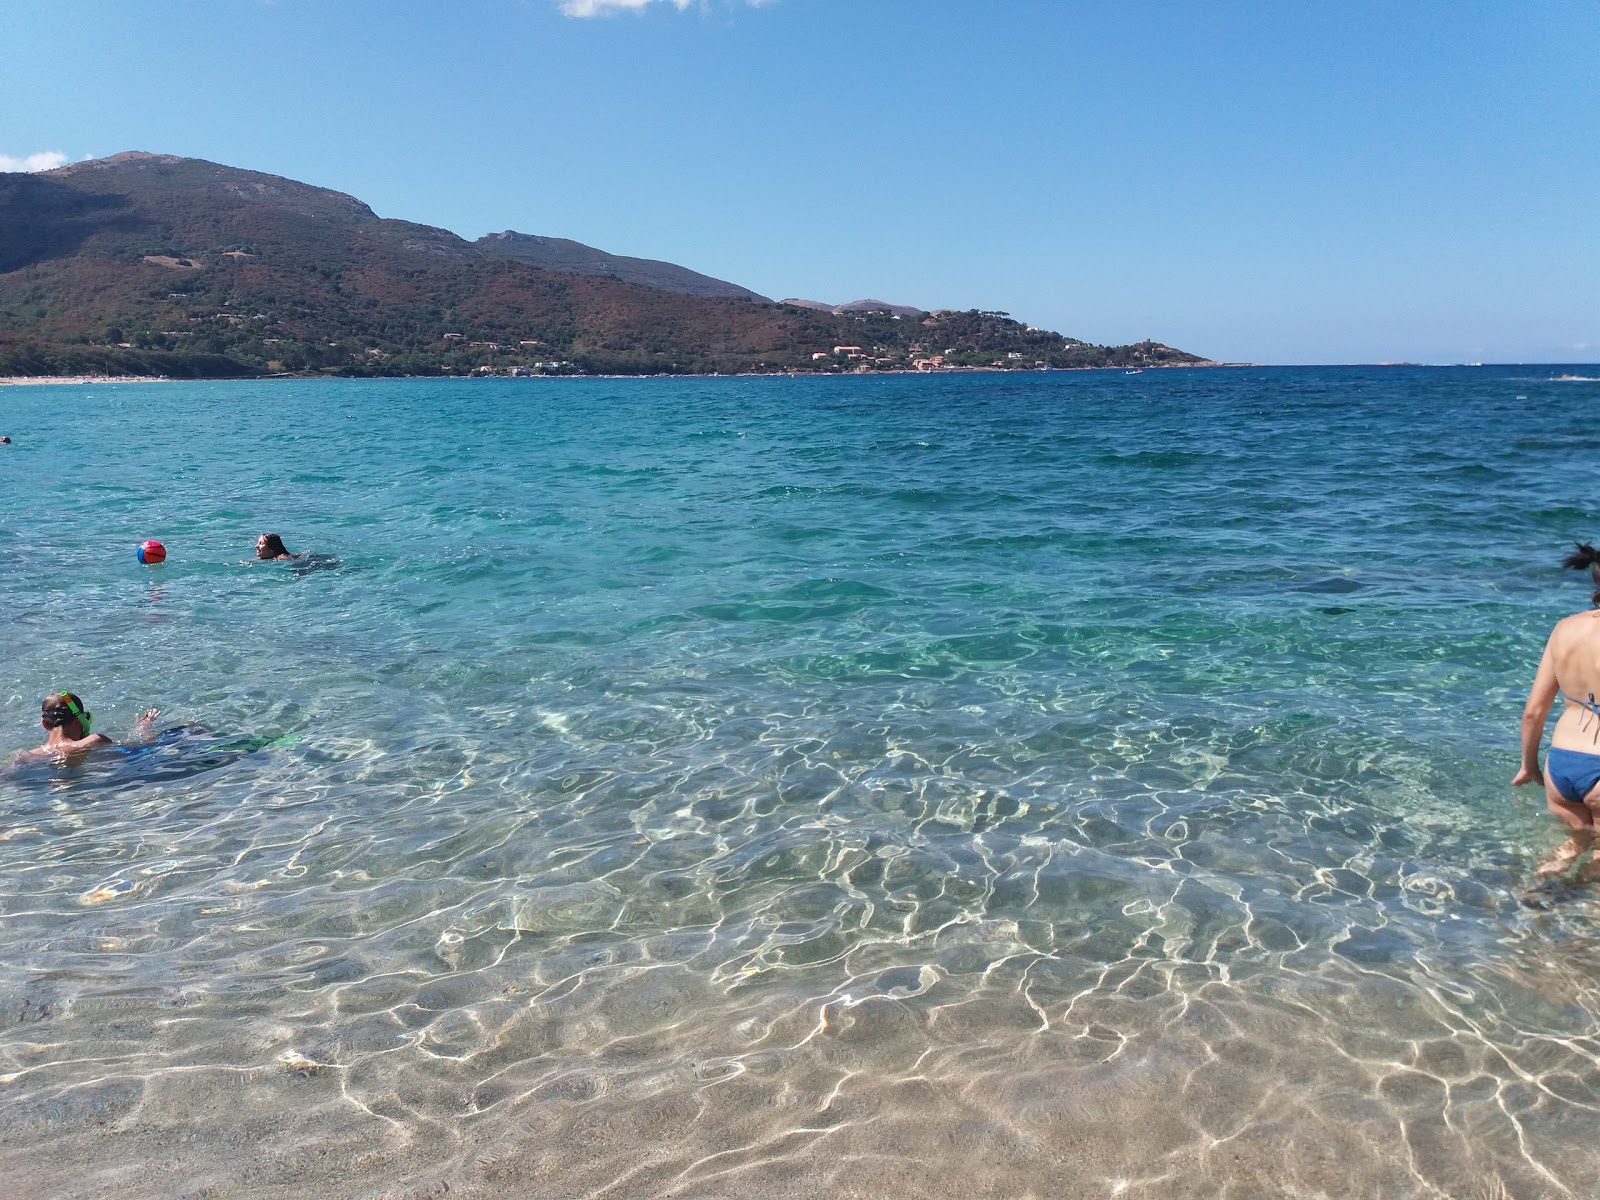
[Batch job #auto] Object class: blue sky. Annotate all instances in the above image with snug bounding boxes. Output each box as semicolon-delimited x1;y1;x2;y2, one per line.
3;0;1595;364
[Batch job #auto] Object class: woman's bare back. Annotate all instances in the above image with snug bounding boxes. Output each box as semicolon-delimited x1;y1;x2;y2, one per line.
1549;609;1600;752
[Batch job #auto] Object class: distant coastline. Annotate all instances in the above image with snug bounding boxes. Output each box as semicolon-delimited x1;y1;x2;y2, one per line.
2;152;1206;381
0;363;1239;385
0;374;173;386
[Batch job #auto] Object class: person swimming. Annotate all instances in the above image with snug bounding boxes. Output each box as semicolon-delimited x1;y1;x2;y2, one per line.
256;532;303;561
7;695;298;789
1513;542;1600;878
253;532;341;575
8;692;159;768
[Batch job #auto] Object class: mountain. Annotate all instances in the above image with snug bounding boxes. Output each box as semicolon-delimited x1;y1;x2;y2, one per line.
0;152;1209;378
837;299;923;317
475;231;766;302
783;298;924;318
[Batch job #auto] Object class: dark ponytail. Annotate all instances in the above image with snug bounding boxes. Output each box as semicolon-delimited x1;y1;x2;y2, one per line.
1562;541;1600;607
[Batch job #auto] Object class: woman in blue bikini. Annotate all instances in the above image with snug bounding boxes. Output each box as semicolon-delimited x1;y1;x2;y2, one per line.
1514;542;1600;877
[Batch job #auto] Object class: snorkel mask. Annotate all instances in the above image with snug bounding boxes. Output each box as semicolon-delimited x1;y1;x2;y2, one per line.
61;694;93;734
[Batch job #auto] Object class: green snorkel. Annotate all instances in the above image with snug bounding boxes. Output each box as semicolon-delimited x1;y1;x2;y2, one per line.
60;693;93;734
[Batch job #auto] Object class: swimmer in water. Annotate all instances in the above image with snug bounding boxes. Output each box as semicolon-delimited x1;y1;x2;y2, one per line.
1514;542;1600;878
254;532;342;575
256;533;303;561
8;692;159;768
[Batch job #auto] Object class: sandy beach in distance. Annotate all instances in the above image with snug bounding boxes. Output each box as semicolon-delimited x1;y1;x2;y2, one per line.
0;375;171;386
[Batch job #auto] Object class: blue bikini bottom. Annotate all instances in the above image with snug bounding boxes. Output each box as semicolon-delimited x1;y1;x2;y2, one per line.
1547;747;1600;805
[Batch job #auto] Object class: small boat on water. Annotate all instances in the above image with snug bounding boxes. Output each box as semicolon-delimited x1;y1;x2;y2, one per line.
1124;368;1143;375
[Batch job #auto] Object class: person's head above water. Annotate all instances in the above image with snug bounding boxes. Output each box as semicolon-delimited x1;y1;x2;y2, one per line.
256;533;293;560
41;692;92;737
9;694;163;770
1562;541;1600;608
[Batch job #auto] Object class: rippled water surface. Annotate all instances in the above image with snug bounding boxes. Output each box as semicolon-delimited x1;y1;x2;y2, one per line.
4;367;1600;1198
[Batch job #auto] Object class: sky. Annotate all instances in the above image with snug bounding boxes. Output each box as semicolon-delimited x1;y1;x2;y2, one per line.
3;0;1596;364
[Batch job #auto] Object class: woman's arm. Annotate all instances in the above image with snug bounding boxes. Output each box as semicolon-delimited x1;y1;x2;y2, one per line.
1513;639;1560;785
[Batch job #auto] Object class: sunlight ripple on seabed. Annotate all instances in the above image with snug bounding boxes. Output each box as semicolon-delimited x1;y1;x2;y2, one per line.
3;369;1600;1198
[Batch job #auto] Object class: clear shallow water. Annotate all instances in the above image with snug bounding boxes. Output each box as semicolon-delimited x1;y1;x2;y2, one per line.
3;366;1600;1198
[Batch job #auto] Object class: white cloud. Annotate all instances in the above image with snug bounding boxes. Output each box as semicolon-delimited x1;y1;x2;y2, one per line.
561;0;678;13
0;151;70;173
559;0;770;17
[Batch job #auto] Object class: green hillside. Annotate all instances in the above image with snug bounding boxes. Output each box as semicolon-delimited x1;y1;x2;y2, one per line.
475;231;768;302
0;153;1208;378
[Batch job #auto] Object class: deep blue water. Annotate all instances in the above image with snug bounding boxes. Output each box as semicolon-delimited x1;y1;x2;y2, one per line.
3;366;1599;1198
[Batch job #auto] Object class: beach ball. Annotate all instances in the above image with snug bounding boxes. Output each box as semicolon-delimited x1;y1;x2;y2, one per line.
137;539;167;565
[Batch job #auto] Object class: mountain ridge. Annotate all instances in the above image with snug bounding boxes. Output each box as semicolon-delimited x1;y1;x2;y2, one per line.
783;299;924;318
475;231;767;302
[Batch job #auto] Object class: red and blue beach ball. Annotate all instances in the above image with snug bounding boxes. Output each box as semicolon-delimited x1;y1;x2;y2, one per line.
137;539;167;565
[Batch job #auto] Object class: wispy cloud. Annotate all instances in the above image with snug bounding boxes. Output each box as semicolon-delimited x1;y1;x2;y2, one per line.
562;0;671;13
0;151;70;173
559;0;771;17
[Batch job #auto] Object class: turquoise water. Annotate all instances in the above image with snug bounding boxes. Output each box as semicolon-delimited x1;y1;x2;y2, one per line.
3;367;1600;1198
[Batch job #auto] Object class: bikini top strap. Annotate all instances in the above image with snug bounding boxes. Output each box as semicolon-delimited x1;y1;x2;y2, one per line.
1564;690;1600;717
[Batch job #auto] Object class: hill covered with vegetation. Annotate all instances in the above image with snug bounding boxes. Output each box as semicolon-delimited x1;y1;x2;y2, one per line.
474;231;767;302
0;153;1209;378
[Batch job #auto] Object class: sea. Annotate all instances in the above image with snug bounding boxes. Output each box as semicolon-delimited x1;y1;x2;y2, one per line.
3;365;1599;1199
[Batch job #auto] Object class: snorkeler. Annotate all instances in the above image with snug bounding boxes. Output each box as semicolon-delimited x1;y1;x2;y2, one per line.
1513;542;1600;878
8;693;159;768
256;533;303;561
